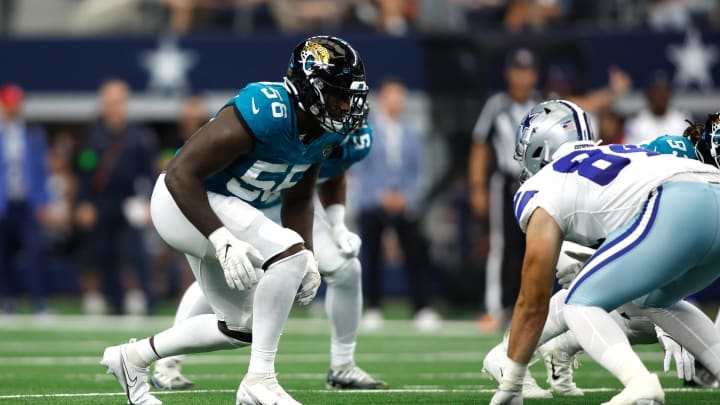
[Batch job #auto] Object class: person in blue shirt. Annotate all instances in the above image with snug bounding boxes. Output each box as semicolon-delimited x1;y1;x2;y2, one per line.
0;84;50;314
148;123;388;392
101;36;370;405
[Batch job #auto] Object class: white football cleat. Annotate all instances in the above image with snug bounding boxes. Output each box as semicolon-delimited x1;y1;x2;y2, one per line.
150;358;195;390
236;372;301;405
326;362;388;389
538;342;584;396
601;373;664;405
482;344;553;399
100;338;162;405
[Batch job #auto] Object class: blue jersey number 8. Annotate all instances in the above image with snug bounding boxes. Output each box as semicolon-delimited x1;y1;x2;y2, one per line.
552;145;658;186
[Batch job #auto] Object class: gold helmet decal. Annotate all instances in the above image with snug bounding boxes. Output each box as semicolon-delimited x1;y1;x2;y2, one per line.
300;42;332;75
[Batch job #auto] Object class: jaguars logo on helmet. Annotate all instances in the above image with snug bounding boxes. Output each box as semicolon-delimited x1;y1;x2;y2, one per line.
300;42;332;74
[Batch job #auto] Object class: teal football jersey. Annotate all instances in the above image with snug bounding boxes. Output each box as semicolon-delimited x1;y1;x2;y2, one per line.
640;135;696;159
203;82;346;208
318;122;373;183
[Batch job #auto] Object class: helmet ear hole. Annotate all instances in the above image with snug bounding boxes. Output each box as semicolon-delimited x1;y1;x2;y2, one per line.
532;147;543;158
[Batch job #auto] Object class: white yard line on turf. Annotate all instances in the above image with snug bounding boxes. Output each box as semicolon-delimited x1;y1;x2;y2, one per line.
0;387;717;400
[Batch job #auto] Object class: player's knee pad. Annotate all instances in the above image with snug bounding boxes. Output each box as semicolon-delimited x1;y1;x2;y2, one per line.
323;258;361;288
267;248;313;283
217;320;251;348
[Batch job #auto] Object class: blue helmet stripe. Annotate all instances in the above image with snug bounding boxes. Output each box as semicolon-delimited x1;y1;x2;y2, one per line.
556;100;592;141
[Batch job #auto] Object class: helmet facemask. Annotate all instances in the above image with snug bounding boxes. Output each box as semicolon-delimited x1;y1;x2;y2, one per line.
703;112;720;168
310;77;368;136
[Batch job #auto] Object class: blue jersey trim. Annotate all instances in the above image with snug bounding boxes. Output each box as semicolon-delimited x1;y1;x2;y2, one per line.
514;190;538;226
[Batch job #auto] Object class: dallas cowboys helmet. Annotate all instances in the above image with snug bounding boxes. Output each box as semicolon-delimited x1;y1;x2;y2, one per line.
693;112;720;168
284;36;368;136
514;99;595;180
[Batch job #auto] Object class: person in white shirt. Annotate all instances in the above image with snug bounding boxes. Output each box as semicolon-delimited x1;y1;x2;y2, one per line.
624;71;688;145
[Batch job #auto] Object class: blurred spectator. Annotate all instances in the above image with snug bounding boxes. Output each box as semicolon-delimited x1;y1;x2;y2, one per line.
44;131;79;256
597;107;626;145
269;0;351;33
624;71;688;144
156;95;207;171
354;77;440;332
75;78;158;315
158;0;267;34
546;65;632;116
0;84;50;314
646;0;717;31
468;47;540;332
503;0;566;32
152;95;209;298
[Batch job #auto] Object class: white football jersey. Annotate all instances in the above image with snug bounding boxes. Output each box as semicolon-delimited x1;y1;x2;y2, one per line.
514;143;720;247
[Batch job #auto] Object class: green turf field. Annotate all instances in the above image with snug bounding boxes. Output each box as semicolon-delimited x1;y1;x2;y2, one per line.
0;313;718;404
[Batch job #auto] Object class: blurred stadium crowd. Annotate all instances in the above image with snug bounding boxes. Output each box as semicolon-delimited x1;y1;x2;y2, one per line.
2;0;720;36
1;0;720;324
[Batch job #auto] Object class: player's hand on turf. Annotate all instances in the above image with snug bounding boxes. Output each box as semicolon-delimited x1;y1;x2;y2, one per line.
209;227;264;290
331;224;361;257
296;254;321;305
657;328;695;381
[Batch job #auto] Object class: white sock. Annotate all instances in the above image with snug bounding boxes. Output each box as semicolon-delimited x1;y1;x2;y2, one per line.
715;306;720;330
537;289;570;346
160;281;213;366
248;251;307;374
643;300;720;376
325;259;362;367
609;309;657;345
564;304;648;385
552;331;583;357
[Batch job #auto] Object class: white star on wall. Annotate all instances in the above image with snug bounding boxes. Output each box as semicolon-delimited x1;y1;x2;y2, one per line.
140;37;197;93
667;30;718;90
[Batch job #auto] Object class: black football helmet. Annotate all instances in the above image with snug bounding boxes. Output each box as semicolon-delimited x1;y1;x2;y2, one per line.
693;112;720;168
284;36;368;136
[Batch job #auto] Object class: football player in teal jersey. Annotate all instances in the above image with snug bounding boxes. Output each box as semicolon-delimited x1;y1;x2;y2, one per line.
149;122;389;392
101;36;370;405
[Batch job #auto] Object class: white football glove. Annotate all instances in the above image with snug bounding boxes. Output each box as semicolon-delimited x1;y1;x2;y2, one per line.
556;250;593;289
208;227;264;291
295;253;321;305
326;204;361;257
490;359;526;405
656;326;695;382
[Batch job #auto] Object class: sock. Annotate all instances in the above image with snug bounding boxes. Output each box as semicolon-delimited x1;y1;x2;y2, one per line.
325;259;362;367
564;304;649;385
537;289;569;346
715;306;720;330
609;309;657;345
642;300;720;376
248;250;307;374
552;331;583;357
160;281;213;366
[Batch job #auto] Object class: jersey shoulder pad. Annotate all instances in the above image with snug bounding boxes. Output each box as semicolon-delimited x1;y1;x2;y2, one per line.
641;135;695;159
513;181;541;233
343;123;373;164
231;82;293;144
